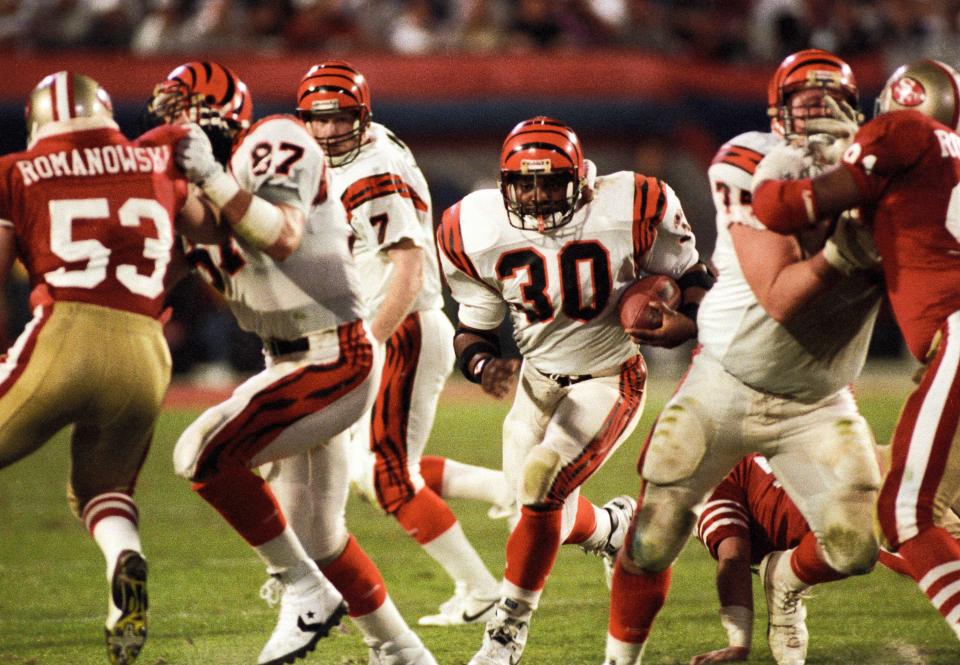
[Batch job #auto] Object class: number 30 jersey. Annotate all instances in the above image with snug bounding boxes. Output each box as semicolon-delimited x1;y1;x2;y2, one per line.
187;115;364;340
437;171;699;375
0;118;188;319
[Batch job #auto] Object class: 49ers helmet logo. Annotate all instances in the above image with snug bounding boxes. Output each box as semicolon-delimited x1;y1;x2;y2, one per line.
891;76;927;107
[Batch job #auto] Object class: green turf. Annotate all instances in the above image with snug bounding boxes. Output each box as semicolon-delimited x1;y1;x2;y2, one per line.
1;369;957;664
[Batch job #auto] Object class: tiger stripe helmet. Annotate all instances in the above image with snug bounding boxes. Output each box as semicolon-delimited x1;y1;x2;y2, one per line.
875;59;960;130
767;49;860;138
499;116;585;232
296;61;372;166
26;71;113;147
145;61;252;165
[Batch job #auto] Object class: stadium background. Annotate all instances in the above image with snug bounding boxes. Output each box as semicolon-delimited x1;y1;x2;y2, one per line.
0;0;952;380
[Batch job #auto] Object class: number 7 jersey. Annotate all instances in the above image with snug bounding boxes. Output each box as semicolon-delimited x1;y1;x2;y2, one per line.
437;172;700;375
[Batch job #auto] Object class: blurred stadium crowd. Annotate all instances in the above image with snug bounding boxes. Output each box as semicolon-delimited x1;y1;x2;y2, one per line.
1;0;959;64
0;0;932;385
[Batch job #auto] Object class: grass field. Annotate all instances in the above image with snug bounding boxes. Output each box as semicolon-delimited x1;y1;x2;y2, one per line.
1;362;958;665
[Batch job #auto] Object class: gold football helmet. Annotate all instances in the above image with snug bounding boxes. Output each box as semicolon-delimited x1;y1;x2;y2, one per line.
875;59;960;130
25;71;113;146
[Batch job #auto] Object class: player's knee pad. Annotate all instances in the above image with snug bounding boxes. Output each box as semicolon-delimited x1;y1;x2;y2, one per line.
815;416;882;490
642;398;708;485
624;488;697;572
819;492;880;575
518;446;563;507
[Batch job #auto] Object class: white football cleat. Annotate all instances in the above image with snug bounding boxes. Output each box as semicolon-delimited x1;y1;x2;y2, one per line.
366;630;439;665
468;610;529;665
582;495;636;589
418;582;498;626
759;550;809;665
257;572;347;665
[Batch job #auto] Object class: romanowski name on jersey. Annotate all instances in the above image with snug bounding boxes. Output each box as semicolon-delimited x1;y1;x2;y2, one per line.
15;145;172;186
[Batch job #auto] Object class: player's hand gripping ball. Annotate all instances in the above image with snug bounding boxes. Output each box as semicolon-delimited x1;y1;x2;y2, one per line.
618;275;682;331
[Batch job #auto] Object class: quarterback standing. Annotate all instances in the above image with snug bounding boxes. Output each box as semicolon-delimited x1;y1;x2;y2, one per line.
273;60;504;631
147;61;437;665
438;116;709;665
604;49;884;665
752;58;960;644
0;71;218;665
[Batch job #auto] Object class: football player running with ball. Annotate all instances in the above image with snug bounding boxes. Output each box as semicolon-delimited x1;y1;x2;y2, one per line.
752;58;960;645
277;61;507;633
604;49;885;665
147;62;437;665
437;116;710;665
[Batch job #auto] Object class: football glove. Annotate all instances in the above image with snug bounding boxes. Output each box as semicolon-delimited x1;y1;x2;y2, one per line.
822;211;880;275
175;123;224;185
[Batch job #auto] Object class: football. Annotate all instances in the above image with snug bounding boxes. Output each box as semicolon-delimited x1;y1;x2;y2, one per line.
618;275;682;330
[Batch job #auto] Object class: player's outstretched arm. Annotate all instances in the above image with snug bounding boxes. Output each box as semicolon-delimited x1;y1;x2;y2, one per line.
690;536;753;665
175;123;304;261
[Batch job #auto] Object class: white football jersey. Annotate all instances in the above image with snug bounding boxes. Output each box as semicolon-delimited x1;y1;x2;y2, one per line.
699;130;881;401
187;115;364;340
438;171;699;375
328;123;443;314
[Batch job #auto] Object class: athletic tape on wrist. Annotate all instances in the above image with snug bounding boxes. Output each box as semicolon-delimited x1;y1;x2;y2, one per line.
201;170;240;209
231;196;284;251
719;605;752;648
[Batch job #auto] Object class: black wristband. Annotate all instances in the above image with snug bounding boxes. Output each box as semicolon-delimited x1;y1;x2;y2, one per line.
458;340;499;383
677;264;716;291
678;301;700;322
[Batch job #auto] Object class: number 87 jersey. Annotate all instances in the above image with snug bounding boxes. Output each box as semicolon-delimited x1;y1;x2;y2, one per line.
437;171;700;376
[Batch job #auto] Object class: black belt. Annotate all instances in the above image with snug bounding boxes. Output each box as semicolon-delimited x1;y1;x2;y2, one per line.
539;369;594;387
264;336;310;356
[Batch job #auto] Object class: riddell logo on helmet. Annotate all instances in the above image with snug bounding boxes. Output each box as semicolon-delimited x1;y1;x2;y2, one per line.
806;70;841;86
520;159;552;173
311;99;340;111
892;77;926;106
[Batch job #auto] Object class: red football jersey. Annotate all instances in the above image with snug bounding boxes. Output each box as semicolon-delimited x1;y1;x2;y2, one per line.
697;454;810;564
0;122;189;319
840;110;960;360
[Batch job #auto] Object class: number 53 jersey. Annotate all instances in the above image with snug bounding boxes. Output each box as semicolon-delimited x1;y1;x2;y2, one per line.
0;121;188;318
437;171;700;376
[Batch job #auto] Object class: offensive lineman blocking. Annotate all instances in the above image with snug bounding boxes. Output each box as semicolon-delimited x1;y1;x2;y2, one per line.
146;62;437;665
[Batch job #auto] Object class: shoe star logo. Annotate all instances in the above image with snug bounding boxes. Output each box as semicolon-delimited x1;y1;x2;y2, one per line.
297;611;327;633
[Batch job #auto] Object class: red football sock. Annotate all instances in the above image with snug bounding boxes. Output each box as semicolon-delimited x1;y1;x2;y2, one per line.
899;526;960;633
878;549;914;578
420;455;446;496
394;487;456;545
192;468;285;547
608;557;671;643
563;495;598;545
504;506;563;592
321;535;387;617
790;531;848;585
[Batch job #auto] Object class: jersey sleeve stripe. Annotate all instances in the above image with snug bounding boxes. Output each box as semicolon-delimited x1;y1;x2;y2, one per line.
436;202;483;283
711;144;764;175
340;173;428;218
632;174;666;260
